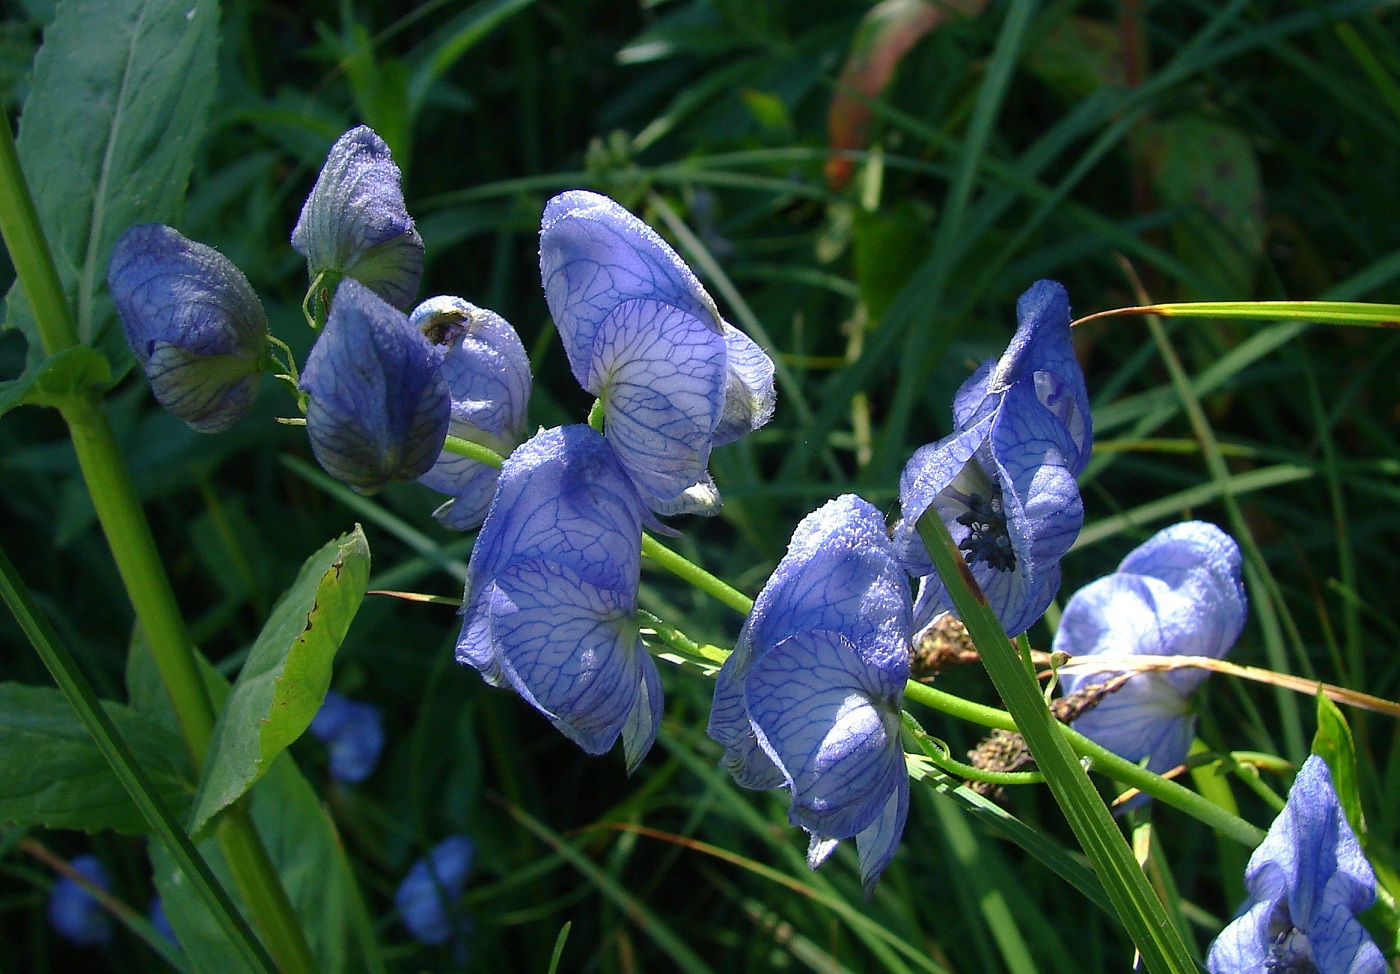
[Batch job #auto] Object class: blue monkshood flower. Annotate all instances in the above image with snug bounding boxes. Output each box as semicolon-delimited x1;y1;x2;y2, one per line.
300;278;451;494
108;224;268;434
539;190;775;516
395;836;475;947
456;425;661;770
709;495;913;892
411;296;532;531
48;854;112;948
292;125;423;310
309;689;386;783
1054;521;1247;783
150;896;177;946
893;281;1089;638
1207;755;1383;974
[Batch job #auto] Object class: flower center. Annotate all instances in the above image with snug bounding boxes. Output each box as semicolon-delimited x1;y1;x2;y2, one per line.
955;492;1016;572
1265;922;1316;973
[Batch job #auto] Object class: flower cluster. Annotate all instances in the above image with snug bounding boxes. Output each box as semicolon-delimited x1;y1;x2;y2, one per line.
893;280;1090;638
1207;755;1383;974
1055;521;1248;783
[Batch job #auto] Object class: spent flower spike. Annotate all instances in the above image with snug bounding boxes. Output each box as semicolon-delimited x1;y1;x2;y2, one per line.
108;224;268;434
309;689;386;783
456;425;661;770
894;280;1087;638
47;853;112;948
412;296;532;530
292;125;423;310
539;190;775;516
1206;755;1383;974
395;836;475;947
709;495;913;892
300;278;451;494
1054;521;1247;784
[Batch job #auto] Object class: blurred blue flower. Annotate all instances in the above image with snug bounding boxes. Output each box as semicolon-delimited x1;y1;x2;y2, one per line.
1054;521;1247;782
395;836;474;947
411;296;532;531
456;425;660;770
300;278;450;494
48;853;112;948
149;895;177;946
709;495;913;892
292;125;423;310
309;689;385;783
108;223;268;433
539;190;774;516
1207;755;1383;974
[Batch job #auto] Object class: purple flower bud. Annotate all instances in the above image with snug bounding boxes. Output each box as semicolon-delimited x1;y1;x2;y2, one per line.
108;224;267;433
411;296;532;531
309;689;385;783
300;278;450;494
292;126;423;310
1207;756;1382;974
47;854;112;948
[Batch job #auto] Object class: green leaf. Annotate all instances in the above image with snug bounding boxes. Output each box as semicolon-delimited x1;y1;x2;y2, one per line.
188;526;370;834
0;344;111;418
1311;692;1367;842
0;682;192;834
3;0;218;355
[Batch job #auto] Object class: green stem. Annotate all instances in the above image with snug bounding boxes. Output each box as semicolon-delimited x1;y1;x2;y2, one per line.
917;513;1200;974
639;534;752;616
0;114;318;974
0;544;279;974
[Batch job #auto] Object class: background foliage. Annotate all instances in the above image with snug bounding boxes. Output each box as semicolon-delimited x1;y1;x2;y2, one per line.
3;0;1400;971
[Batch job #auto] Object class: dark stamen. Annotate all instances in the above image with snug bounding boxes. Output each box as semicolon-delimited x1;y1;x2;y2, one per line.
956;493;1016;572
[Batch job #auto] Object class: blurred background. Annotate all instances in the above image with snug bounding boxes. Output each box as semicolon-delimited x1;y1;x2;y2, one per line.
3;1;1400;970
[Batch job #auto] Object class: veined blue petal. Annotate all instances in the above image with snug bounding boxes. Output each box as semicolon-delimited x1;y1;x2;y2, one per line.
1207;756;1383;974
108;224;267;433
713;324;777;446
540;190;722;385
490;559;650;763
589;299;727;514
292;126;423;309
395;836;474;947
855;772;909;896
301;279;449;494
412;296;531;530
747;630;905;840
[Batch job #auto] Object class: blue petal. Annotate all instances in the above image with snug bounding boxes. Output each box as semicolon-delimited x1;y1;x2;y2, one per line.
301;279;450;493
108;224;267;433
292;126;423;309
589;298;727;514
309;690;385;783
855;772;909;895
747;630;905;840
490;559;649;763
540;190;722;387
395;836;475;947
712;324;777;446
47;853;112;948
1205;897;1275;973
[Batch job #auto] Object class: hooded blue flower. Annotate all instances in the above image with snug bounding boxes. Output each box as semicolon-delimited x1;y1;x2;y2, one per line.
1054;521;1247;782
395;836;474;947
709;495;913;892
300;278;450;494
108;224;268;434
48;853;112;948
292;125;423;310
309;689;385;783
150;895;177;945
893;281;1088;638
411;296;532;531
1207;756;1383;974
456;425;661;770
539;190;775;516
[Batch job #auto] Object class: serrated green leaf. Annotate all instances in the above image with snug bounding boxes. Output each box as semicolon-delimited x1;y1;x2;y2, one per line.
0;344;111;418
0;681;192;834
1312;691;1367;842
188;526;370;834
3;0;218;356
